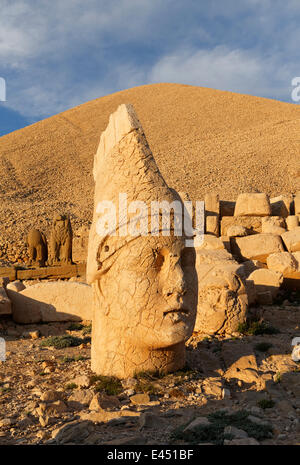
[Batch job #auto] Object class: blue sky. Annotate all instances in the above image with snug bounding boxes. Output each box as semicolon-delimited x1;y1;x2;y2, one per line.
0;0;300;136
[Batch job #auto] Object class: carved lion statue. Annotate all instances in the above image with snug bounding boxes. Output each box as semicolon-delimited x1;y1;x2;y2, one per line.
47;214;73;265
27;228;48;267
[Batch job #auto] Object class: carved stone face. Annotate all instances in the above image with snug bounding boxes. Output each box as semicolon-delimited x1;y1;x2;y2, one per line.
94;234;197;349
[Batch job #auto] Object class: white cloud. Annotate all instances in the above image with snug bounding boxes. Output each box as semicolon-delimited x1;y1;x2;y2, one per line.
148;46;298;101
0;0;300;121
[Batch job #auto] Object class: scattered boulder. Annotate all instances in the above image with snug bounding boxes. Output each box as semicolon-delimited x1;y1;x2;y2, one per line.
51;420;95;444
6;280;26;292
281;227;300;252
72;375;90;389
234;193;271;217
231;233;284;263
267;252;298;276
40;390;62;403
8;281;93;323
89;393;120;411
224;425;248;439
221;216;262;235
130;393;151;405
68;389;94;409
261;216;286;235
270;195;293;217
247;269;283;303
224;437;260;445
226;225;247;237
205;193;220;237
198;235;225;250
183;416;211;432
286;216;299;231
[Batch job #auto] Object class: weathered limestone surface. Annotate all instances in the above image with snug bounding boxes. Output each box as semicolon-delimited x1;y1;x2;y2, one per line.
0;286;12;315
194;249;247;335
231;233;284;263
72;226;90;263
221;216;262;236
205;193;220;237
222;343;262;388
234;193;271;217
294;194;300;216
270;195;293;217
6;280;26;292
27;229;48;267
0;267;17;281
281;227;300;252
48;214;73;266
8;282;93;324
198;235;225;251
17;264;85;280
267;252;298;276
261;216;286;235
226;225;247;237
247;269;283;303
87;104;198;378
285;216;299;231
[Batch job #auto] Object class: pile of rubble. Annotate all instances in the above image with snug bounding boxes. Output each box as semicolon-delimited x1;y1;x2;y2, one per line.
202;191;300;307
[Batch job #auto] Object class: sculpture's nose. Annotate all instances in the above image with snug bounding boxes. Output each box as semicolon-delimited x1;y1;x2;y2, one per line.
161;258;186;299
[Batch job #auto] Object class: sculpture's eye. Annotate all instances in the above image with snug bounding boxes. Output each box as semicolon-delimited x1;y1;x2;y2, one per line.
153;247;169;271
104;245;109;252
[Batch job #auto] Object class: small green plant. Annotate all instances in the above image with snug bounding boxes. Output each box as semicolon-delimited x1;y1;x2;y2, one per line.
82;324;92;335
40;335;83;349
134;369;166;380
68;323;84;331
254;342;273;352
59;354;88;363
257;399;275;410
132;370;166;395
0;386;11;393
90;375;122;396
170;409;273;445
238;320;279;336
274;372;282;383
65;383;78;390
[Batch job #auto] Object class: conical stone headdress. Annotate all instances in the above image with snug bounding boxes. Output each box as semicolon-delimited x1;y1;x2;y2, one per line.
87;103;184;284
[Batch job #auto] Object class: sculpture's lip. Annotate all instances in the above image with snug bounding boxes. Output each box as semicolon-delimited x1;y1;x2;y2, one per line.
163;307;189;316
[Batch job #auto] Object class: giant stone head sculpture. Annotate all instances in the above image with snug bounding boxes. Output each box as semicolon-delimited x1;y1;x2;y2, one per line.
87;104;198;378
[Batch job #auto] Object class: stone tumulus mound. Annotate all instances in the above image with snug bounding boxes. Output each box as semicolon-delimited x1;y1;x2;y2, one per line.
87;103;198;378
48;214;73;266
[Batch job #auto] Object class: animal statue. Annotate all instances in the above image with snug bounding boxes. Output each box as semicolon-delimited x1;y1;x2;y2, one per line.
27;228;48;267
48;214;73;265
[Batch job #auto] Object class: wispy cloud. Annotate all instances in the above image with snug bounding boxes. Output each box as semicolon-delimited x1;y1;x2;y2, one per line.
0;0;299;128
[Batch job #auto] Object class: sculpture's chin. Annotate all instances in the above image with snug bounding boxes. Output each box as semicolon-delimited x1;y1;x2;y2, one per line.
149;318;194;349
